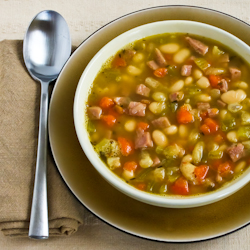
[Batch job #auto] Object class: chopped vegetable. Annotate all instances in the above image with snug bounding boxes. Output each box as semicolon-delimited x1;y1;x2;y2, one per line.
194;58;210;71
177;105;194;124
208;75;221;88
139;151;153;168
118;137;134;156
217;162;233;177
171;177;189;195
192;141;204;164
95;139;120;158
194;165;209;183
137;122;149;131
101;115;116;127
123;161;138;171
99;97;115;109
238;126;250;141
154;68;168;78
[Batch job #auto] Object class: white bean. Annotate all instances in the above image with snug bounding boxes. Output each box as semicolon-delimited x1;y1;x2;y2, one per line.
152;92;167;102
196;76;210;89
182;154;193;163
234;161;247;173
193;69;203;79
152;130;168;147
196;94;211;102
238;81;248;89
169;80;184;92
149;102;166;114
179;124;188;138
132;53;144;63
122;169;135;181
226;131;238;143
160;43;180;54
127;65;142;76
145;77;160;88
221;89;246;104
163;125;178;135
173;48;191;64
184;76;193;86
124;120;136;132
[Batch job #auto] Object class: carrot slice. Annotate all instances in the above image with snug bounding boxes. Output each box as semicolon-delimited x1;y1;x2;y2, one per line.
137;122;149;131
153;68;168;78
118;137;134;156
171;177;189;195
204;118;219;133
123;161;137;171
209;75;221;88
112;56;127;68
177;105;194;124
200;124;210;135
194;165;209;183
135;183;146;191
218;162;233;177
99;97;114;109
101;115;116;127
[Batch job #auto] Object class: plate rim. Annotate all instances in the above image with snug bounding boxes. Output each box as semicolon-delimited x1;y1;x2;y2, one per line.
49;4;250;243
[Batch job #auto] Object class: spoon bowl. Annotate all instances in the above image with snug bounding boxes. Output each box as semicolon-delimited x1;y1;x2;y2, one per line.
23;10;71;239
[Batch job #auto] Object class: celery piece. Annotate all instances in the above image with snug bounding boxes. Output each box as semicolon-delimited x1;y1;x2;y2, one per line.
188;87;202;95
194;58;210;71
163;145;180;160
136;168;153;180
87;121;96;133
165;167;180;183
241;111;250;125
220;116;236;132
167;65;178;76
146;181;155;192
212;46;224;56
205;67;226;75
238;126;250;141
159;184;168;194
242;140;250;155
155;146;164;155
95;138;120;158
208;150;223;160
228;103;242;113
170;102;178;112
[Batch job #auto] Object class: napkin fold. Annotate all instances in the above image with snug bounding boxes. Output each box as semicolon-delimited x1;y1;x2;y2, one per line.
0;40;85;237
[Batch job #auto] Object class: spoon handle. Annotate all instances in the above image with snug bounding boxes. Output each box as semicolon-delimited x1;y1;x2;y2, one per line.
29;81;49;239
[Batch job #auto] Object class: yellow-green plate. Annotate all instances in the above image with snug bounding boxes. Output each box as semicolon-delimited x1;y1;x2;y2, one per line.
48;6;250;242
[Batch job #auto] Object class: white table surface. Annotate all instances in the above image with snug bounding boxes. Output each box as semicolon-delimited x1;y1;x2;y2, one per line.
1;0;250;249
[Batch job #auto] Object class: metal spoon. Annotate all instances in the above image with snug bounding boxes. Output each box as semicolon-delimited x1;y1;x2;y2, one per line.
23;10;71;239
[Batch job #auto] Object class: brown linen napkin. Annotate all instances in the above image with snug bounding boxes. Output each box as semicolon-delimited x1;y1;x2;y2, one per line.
0;40;85;237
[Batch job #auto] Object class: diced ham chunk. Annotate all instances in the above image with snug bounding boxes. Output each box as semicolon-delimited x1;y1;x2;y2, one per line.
147;60;159;70
220;79;228;93
181;65;192;76
217;100;227;108
88;106;102;119
114;97;130;107
155;48;167;67
127;102;146;117
227;143;245;162
135;128;153;149
229;67;241;81
135;84;151;97
197;102;210;110
185;36;209;56
152;117;171;129
169;92;184;102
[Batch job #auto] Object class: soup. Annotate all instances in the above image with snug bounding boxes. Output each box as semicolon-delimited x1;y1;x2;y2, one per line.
86;33;250;196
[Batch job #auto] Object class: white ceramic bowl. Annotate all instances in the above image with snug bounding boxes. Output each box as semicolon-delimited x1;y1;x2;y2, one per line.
74;20;250;208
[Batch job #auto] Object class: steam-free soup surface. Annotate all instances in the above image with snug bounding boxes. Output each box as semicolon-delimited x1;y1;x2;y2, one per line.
86;33;250;196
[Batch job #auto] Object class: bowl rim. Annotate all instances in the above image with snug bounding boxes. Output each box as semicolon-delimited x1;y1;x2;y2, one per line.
73;19;250;208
